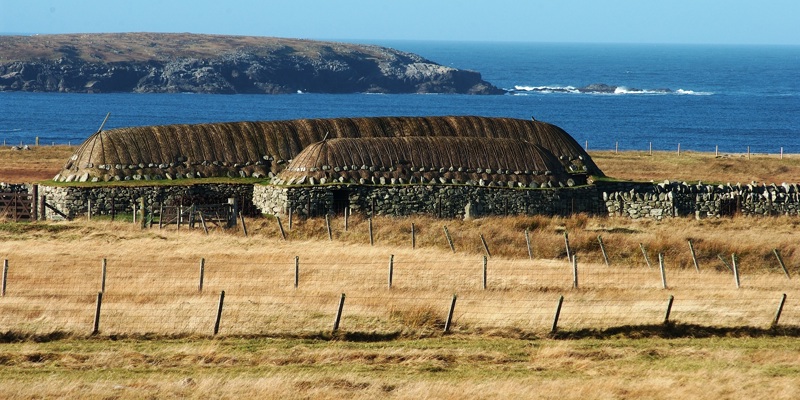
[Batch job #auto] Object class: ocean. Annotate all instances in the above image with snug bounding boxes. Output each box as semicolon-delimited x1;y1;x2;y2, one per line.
1;41;798;153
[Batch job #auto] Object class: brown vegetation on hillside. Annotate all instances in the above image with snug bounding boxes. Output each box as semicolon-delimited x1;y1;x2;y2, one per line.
593;150;800;183
0;33;328;63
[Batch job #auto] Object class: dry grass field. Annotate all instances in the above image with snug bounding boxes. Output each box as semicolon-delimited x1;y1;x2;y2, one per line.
2;146;800;399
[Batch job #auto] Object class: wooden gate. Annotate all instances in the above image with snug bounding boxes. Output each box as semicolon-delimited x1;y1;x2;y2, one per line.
0;192;35;222
156;203;234;230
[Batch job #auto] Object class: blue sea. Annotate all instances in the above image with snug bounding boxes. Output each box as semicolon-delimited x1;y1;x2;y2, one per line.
1;41;798;153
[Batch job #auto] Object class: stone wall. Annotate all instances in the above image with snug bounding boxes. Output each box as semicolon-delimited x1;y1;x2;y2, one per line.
0;183;31;193
32;180;800;221
253;184;605;218
38;183;254;220
597;181;800;219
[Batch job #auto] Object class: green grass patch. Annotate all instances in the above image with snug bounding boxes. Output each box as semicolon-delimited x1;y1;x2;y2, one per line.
39;177;270;187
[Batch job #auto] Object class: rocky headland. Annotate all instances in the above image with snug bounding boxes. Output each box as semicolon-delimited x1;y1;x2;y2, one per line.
0;33;503;94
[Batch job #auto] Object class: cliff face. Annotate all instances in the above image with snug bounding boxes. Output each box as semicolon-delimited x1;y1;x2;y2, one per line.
0;33;503;94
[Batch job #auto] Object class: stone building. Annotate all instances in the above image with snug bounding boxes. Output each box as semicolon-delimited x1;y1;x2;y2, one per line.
53;116;602;183
253;136;600;218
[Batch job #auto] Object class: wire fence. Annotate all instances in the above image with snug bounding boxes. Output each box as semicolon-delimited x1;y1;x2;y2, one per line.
1;255;798;337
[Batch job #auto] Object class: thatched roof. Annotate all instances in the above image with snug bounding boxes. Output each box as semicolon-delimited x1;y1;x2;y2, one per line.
276;137;573;188
55;116;602;182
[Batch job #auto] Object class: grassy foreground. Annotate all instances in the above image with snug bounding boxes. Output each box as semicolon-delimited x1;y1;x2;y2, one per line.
1;216;800;399
2;335;799;399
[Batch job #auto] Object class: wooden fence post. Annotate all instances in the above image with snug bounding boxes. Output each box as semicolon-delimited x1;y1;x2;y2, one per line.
199;258;205;292
411;222;416;249
564;231;571;262
717;254;733;272
369;218;374;246
480;234;491;258
572;255;578;289
139;198;146;229
659;253;667;289
598;235;609;267
551;295;564;333
773;249;791;279
87;198;92;221
443;226;455;253
276;216;287;241
199;212;209;235
688;239;700;272
239;212;248;237
444;294;457;333
388;255;394;289
772;293;787;328
732;254;741;288
92;292;103;335
344;207;349;232
640;243;652;269
482;256;488;290
40;195;47;221
332;293;346;333
100;258;107;293
31;185;38;221
325;214;332;241
525;228;532;260
213;291;225;335
664;295;674;325
294;256;299;289
1;259;8;297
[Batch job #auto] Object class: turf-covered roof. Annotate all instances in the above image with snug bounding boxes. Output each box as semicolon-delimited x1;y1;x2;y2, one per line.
55;116;602;182
275;137;573;187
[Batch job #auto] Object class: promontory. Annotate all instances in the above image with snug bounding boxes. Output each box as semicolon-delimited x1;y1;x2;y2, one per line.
0;33;503;95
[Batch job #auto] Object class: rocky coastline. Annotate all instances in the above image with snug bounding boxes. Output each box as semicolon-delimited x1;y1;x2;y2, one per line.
0;33;503;95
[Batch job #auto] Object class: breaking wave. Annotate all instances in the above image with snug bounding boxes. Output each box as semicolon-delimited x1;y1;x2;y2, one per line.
508;84;712;96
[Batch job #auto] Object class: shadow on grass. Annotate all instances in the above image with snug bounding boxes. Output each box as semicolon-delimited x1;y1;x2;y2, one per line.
550;323;800;340
3;325;800;343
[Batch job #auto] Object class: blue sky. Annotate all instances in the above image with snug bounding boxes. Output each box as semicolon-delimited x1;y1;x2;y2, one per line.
1;0;798;45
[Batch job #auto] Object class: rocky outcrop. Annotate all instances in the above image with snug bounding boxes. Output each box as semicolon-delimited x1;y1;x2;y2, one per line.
0;33;502;94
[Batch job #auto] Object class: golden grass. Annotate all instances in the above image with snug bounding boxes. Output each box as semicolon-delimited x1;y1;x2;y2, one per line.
3;150;800;398
0;145;73;183
0;335;798;399
1;215;798;338
590;150;800;183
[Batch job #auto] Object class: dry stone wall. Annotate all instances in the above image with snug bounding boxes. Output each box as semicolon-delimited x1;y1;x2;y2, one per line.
253;184;605;218
598;181;800;219
39;184;253;220
32;180;800;221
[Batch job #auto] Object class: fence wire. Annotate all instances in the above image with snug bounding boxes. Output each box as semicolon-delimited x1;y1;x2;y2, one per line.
1;255;798;336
